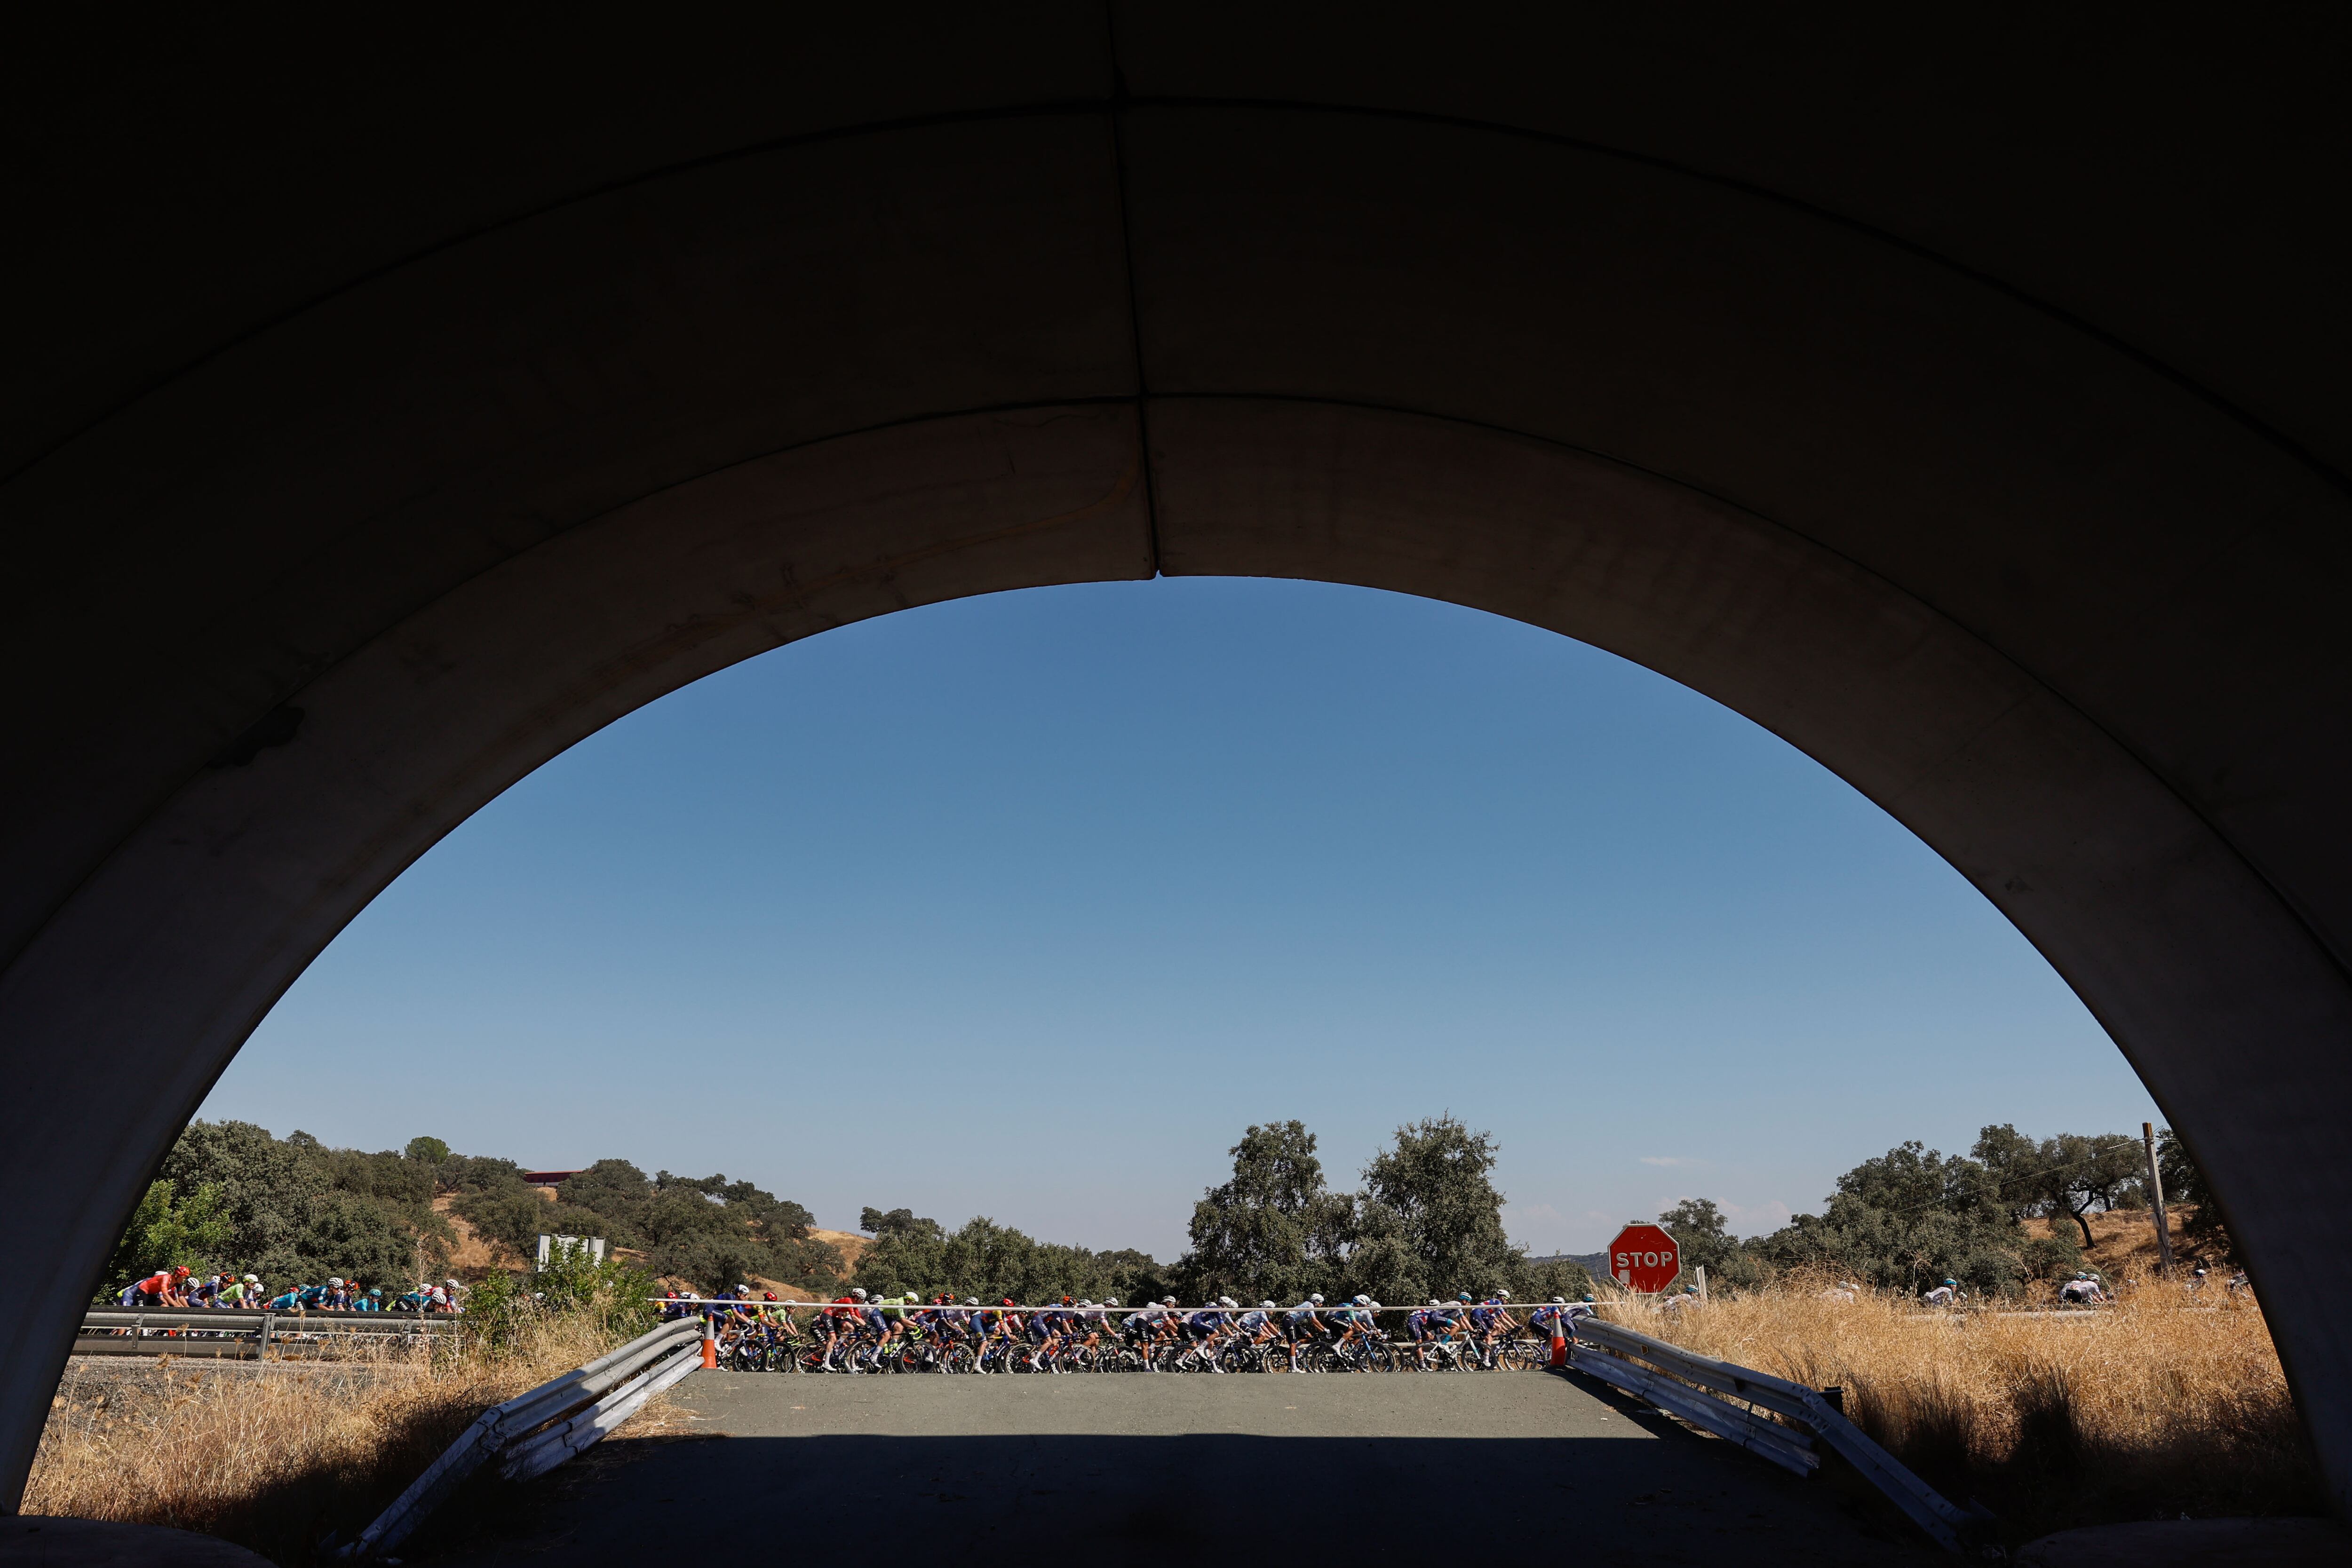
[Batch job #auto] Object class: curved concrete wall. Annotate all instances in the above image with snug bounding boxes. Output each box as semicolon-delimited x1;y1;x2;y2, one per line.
6;7;2350;1512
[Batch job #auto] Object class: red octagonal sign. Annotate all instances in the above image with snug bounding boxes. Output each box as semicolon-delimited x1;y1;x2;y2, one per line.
1608;1223;1681;1293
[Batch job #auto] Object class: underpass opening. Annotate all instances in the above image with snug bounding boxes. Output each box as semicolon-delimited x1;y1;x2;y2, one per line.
8;401;2345;1516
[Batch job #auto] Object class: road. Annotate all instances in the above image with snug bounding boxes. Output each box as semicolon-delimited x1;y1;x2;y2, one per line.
428;1368;1934;1563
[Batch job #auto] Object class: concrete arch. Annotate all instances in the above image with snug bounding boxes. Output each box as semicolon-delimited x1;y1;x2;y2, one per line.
6;8;2352;1511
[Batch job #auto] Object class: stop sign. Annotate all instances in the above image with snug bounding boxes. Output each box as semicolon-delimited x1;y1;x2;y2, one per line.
1608;1223;1681;1292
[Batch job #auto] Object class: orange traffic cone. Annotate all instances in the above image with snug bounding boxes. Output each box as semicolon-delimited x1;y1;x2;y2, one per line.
1549;1330;1568;1368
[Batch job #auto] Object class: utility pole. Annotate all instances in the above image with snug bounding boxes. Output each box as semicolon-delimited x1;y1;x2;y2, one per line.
2143;1122;2174;1276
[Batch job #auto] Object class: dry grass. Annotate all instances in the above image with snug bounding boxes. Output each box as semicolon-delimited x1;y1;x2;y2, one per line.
1608;1270;2321;1543
24;1313;653;1566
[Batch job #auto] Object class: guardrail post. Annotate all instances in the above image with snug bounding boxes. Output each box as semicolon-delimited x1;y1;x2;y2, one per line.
258;1313;275;1360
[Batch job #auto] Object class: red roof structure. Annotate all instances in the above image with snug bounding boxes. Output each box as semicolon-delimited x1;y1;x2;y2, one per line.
521;1170;582;1185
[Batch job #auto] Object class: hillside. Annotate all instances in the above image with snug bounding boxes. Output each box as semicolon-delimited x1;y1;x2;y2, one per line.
810;1228;871;1272
2026;1204;2220;1276
105;1122;850;1301
431;1194;511;1274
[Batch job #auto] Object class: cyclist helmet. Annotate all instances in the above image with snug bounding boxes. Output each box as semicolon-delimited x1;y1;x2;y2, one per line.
1550;1296;1565;1305
369;1287;383;1297
326;1276;342;1288
1162;1297;1178;1307
1002;1298;1017;1307
1104;1298;1120;1307
763;1291;778;1301
243;1274;260;1284
1218;1296;1237;1308
1428;1298;1442;1306
1309;1293;1324;1305
1581;1293;1596;1303
1495;1290;1510;1301
850;1288;867;1299
1457;1291;1472;1302
965;1297;979;1307
1261;1300;1276;1309
1943;1278;1958;1287
1352;1294;1370;1306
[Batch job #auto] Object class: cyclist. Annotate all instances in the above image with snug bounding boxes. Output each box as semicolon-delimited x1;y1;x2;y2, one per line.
119;1265;187;1307
1119;1299;1169;1367
1920;1277;1963;1308
1236;1300;1280;1356
1529;1297;1571;1338
1408;1299;1439;1338
1334;1294;1379;1367
1183;1298;1229;1371
983;1298;1027;1373
819;1287;862;1360
2057;1271;2110;1306
1277;1293;1326;1372
1467;1291;1507;1365
1565;1292;1599;1323
1073;1298;1109;1354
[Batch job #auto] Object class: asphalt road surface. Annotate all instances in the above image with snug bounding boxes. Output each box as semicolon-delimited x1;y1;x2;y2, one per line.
430;1368;1936;1564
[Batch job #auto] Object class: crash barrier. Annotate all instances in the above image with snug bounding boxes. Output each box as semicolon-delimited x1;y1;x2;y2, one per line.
339;1315;704;1560
76;1308;461;1359
1567;1316;1987;1554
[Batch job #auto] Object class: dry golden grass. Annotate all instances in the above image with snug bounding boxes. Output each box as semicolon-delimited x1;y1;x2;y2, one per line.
24;1312;654;1566
1606;1270;2320;1541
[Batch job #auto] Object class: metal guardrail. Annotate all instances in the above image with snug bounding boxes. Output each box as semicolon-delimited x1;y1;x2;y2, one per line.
1568;1316;1988;1554
340;1315;705;1560
76;1308;461;1359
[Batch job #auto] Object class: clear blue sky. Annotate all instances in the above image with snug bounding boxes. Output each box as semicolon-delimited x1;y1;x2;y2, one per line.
204;577;2157;1261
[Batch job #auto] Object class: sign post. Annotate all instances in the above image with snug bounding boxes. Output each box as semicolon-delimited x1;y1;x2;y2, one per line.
1607;1223;1682;1294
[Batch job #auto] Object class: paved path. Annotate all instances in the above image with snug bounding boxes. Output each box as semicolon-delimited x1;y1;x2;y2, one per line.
433;1370;1934;1564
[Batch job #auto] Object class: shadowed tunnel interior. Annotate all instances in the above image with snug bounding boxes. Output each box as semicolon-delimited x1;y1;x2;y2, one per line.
6;4;2352;1521
418;1370;1931;1564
